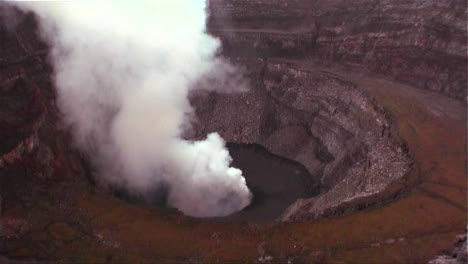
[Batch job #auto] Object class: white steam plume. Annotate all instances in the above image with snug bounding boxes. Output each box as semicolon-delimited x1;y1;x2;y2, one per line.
12;1;252;217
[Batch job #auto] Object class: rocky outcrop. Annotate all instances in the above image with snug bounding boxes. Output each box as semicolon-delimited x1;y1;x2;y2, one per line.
0;8;85;184
0;10;49;156
189;58;412;221
428;233;467;264
0;78;43;156
208;0;467;101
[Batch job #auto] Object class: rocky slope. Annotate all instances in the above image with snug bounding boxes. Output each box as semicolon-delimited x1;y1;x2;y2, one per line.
208;0;467;101
429;233;467;264
0;3;466;263
189;58;412;220
0;10;86;217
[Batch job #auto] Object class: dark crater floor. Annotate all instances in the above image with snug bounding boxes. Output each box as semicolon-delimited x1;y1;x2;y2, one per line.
113;143;319;223
212;143;319;223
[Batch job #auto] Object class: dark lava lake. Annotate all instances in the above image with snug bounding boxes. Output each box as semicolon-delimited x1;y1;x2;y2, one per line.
114;143;319;223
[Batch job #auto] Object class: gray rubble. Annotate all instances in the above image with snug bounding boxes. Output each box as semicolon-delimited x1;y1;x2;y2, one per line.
189;59;412;221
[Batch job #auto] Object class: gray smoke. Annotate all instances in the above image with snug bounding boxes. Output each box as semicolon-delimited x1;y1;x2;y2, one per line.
12;1;252;217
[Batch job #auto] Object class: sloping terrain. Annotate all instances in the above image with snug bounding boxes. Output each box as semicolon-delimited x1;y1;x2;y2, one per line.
0;2;466;263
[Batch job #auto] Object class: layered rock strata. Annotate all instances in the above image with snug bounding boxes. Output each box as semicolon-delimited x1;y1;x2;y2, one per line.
208;0;467;100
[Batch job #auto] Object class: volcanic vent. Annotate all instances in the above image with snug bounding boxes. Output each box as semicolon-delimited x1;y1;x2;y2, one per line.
0;1;412;224
114;58;412;223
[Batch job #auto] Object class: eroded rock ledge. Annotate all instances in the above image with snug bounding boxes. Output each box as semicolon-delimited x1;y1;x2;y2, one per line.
207;0;467;101
189;59;412;221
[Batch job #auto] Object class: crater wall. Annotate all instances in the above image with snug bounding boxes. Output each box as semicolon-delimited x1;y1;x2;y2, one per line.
189;59;412;221
208;0;467;101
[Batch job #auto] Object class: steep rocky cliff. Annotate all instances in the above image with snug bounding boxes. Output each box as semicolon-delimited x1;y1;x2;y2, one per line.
208;0;467;100
0;11;86;211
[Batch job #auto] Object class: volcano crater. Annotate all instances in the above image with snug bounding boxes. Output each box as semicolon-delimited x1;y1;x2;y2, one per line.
187;59;413;221
106;58;411;223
